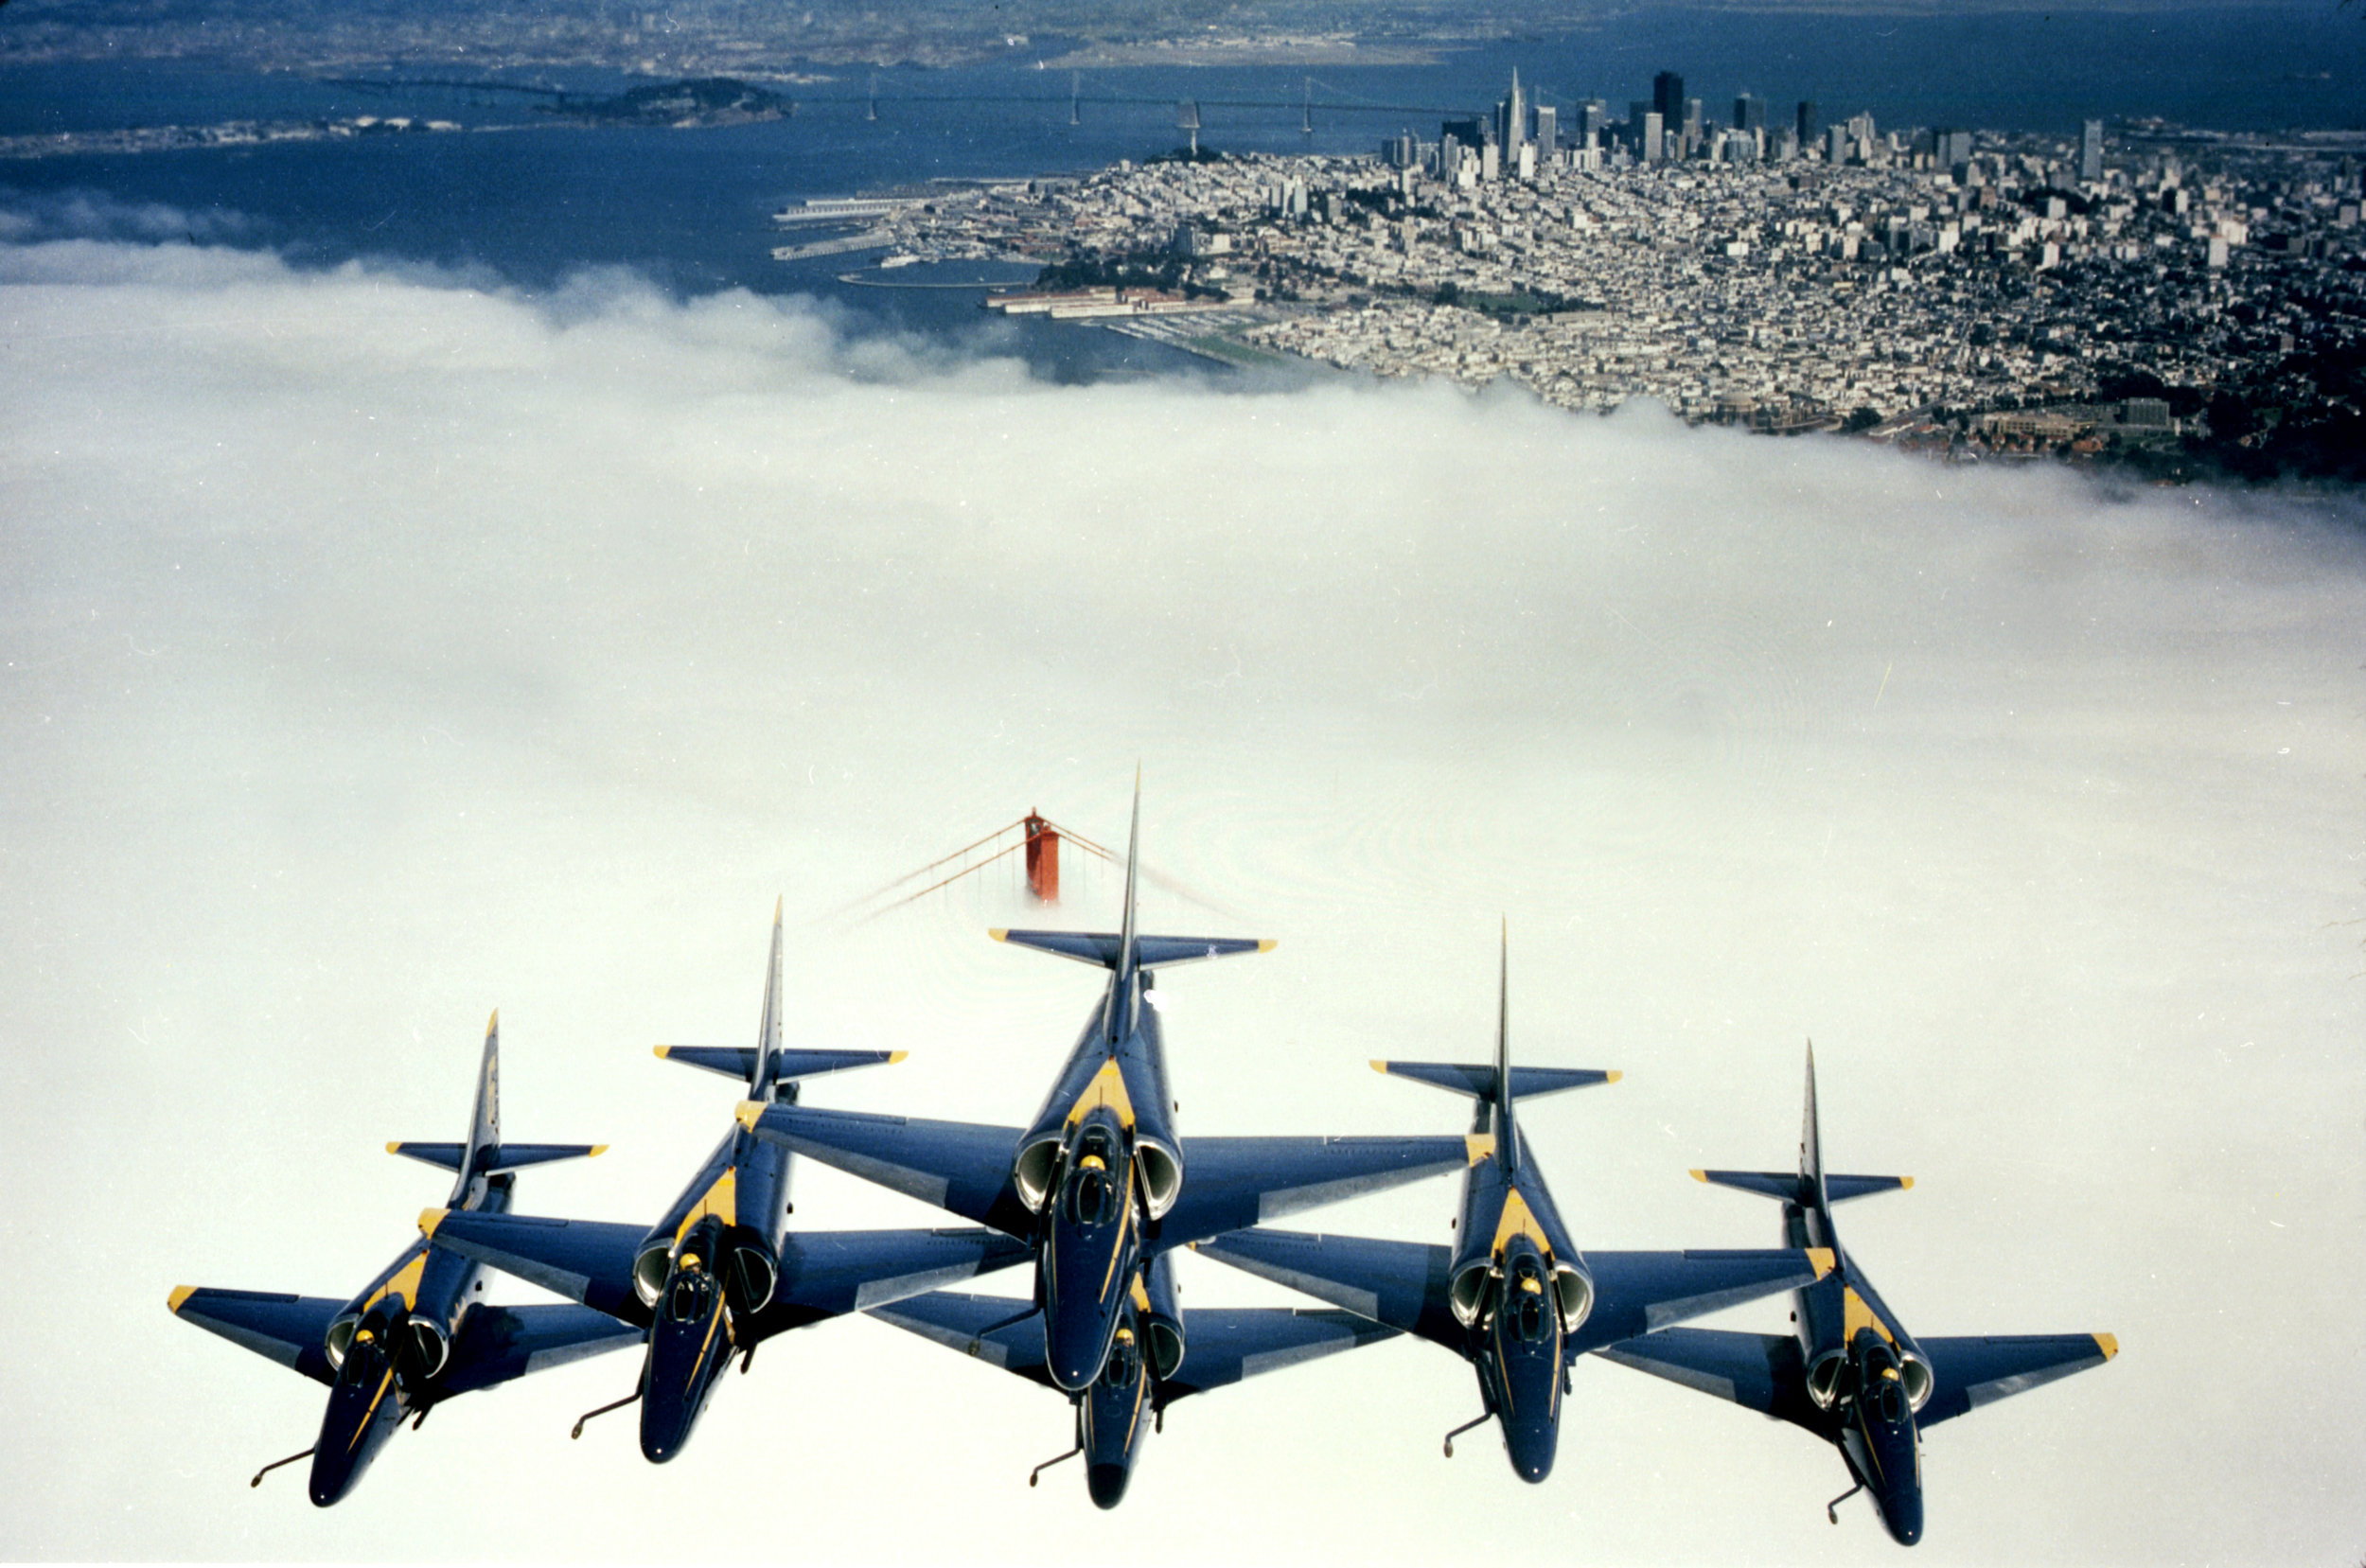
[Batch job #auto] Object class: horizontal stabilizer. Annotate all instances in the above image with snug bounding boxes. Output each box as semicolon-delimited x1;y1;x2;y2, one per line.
388;1141;607;1174
652;1046;905;1084
1373;1061;1619;1100
990;929;1273;969
1691;1169;1911;1204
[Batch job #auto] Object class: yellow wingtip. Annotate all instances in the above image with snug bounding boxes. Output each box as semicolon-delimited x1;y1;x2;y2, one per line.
418;1207;448;1238
1466;1133;1497;1166
2095;1332;2119;1360
1899;1176;1915;1190
168;1285;196;1313
1689;1168;1709;1182
1806;1246;1837;1278
386;1141;404;1154
887;1050;909;1065
734;1101;764;1130
773;894;784;921
486;1008;499;1034
989;927;1010;942
1604;1070;1622;1084
653;1045;672;1059
1369;1060;1390;1074
1257;939;1278;953
587;1144;609;1157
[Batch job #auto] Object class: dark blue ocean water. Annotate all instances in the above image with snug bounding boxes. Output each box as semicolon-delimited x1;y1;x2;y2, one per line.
2;9;2360;369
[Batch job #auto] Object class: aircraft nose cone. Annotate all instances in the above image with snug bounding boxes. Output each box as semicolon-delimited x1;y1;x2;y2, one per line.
1086;1463;1133;1509
1880;1490;1925;1546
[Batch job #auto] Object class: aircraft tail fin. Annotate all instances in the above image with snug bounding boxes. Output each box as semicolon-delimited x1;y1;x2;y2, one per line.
1493;921;1517;1174
389;1012;608;1199
751;897;786;1098
1799;1040;1827;1208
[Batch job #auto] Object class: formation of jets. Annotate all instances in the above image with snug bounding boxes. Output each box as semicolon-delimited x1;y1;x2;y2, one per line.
171;783;2114;1541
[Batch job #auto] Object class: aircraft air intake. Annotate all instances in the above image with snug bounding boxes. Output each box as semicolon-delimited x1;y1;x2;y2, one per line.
1134;1139;1182;1221
324;1312;361;1371
1449;1260;1496;1328
1900;1350;1933;1412
1806;1348;1848;1409
721;1226;779;1316
399;1315;450;1384
1552;1262;1595;1333
1013;1136;1064;1214
632;1241;675;1308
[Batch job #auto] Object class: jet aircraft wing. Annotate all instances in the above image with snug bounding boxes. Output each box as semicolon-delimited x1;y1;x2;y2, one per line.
739;1105;1033;1237
867;1292;1399;1402
864;1291;1061;1389
423;1212;656;1328
1588;1328;1821;1430
1572;1250;1836;1356
433;1303;644;1396
1914;1333;2119;1427
1189;1231;1464;1350
425;1207;1028;1345
1192;1233;1829;1358
1157;1135;1492;1250
167;1287;344;1385
740;1227;1035;1341
1156;1307;1401;1400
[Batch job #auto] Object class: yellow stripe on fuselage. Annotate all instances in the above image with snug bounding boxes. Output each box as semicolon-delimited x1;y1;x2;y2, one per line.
1098;1163;1138;1302
675;1168;738;1246
363;1253;429;1316
1066;1059;1137;1132
1490;1187;1554;1263
348;1368;396;1453
1844;1286;1898;1347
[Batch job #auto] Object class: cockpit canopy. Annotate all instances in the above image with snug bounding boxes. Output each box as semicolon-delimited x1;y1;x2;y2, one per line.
1506;1262;1554;1344
1104;1326;1142;1390
1063;1127;1125;1227
1065;1152;1120;1227
666;1255;717;1325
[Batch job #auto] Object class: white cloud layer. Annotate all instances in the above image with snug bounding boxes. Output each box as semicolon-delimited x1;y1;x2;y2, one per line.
4;240;2363;1562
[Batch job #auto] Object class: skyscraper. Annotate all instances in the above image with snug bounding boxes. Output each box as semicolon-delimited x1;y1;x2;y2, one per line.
2079;118;2104;182
1653;71;1685;132
1796;99;1821;152
1735;92;1765;133
1532;103;1558;154
1495;69;1527;154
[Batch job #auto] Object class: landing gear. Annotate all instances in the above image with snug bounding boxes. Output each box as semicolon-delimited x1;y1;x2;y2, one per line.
1827;1481;1863;1524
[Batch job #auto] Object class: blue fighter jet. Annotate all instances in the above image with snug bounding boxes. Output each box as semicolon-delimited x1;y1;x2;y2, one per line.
743;783;1494;1397
1194;927;1836;1484
168;1013;640;1506
1592;1045;2118;1545
869;1248;1398;1508
420;902;1031;1462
